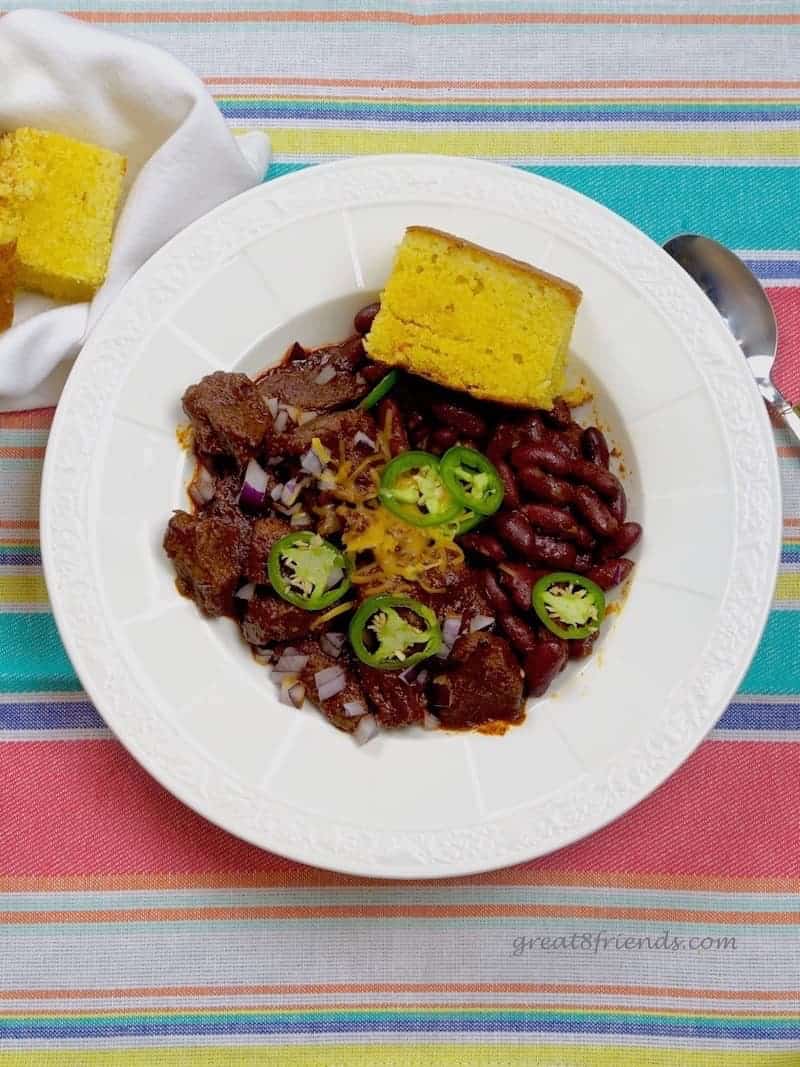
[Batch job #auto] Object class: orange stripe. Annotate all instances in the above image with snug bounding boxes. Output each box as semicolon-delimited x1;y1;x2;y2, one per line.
0;519;38;530
0;982;797;1002
0;446;46;460
205;76;800;90
1;871;798;892
0;408;53;429
2;904;798;924
68;11;800;26
778;446;800;458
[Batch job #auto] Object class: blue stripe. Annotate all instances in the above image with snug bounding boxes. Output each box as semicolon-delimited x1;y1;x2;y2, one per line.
0;550;42;566
0;700;103;730
743;258;800;281
0;614;81;693
265;163;800;250
220;102;800;123
718;701;800;730
0;1015;796;1039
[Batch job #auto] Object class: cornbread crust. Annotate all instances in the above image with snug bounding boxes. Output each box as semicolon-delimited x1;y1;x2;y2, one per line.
365;226;582;409
0;239;16;331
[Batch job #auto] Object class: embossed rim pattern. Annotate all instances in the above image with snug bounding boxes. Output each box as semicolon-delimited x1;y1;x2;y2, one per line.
41;157;781;878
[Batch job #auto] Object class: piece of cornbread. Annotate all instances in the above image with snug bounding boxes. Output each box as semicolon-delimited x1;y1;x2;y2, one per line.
365;227;582;409
0;237;15;331
0;128;126;302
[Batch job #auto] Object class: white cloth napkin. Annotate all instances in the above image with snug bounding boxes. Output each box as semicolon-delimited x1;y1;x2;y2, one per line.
0;9;270;411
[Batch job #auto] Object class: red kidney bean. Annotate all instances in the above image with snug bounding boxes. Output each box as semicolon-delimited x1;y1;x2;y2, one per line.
498;612;539;654
581;426;610;468
461;533;507;564
428;426;459;455
567;458;621;500
494;510;537;558
608;482;627;523
562;422;585;451
519;413;549;444
544;432;580;462
523;642;568;698
572;550;595;574
521;503;593;548
510;443;571;478
360;361;389;384
486;422;520;463
528;532;577;570
431;401;488;440
409;425;430;449
354;302;380;335
572;485;620;538
599;521;642;561
586;558;634;591
542;397;572;430
483;569;513;614
493;459;520;510
377;397;408;456
497;562;548;612
516;466;574;506
568;632;599;659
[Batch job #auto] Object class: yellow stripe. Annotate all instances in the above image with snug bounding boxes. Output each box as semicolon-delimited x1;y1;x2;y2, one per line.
775;573;800;601
0;574;48;604
2;1049;799;1066
265;127;800;159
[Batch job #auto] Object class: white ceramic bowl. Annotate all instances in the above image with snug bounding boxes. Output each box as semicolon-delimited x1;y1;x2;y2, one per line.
41;156;780;878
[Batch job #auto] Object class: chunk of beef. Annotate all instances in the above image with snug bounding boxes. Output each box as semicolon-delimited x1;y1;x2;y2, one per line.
415;567;493;629
183;372;271;465
246;516;292;584
357;664;427;729
240;592;315;645
268;408;377;467
163;509;250;617
292;637;370;734
435;632;524;729
257;335;369;412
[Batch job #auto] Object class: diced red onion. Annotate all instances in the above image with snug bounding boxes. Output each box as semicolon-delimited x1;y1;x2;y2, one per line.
314;365;337;385
282;403;300;424
300;449;323;476
281;478;305;507
274;410;289;433
320;632;346;658
189;465;216;507
315;665;346;701
354;714;379;745
235;582;256;602
417;669;429;686
238;458;269;510
280;678;306;709
442;615;462;647
469;614;495;633
399;663;422;685
354;431;376;451
325;566;344;591
423;711;440;730
272;651;309;674
270;482;284;501
342;700;366;718
265;396;279;419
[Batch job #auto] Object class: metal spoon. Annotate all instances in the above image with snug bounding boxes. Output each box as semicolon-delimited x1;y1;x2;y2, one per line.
663;233;800;444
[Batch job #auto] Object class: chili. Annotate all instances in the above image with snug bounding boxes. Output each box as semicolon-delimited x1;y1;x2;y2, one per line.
267;532;351;611
531;571;606;640
379;450;461;527
349;594;442;669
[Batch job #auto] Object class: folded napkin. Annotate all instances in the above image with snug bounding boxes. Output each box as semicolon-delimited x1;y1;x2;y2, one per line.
0;9;270;411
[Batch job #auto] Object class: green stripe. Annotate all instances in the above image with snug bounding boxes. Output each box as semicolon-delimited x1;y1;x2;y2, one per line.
0;614;81;693
740;612;800;694
265;162;800;249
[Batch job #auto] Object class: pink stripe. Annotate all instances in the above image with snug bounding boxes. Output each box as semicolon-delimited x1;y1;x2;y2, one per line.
0;740;797;881
768;286;800;406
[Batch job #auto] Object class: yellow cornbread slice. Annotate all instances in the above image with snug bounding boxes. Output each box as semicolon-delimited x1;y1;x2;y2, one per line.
0;128;126;302
365;227;582;409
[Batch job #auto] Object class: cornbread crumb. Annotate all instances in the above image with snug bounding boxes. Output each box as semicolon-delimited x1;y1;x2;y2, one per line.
562;382;593;407
365;227;581;409
0;128;126;302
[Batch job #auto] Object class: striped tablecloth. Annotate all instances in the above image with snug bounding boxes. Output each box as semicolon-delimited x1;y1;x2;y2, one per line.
1;3;799;1063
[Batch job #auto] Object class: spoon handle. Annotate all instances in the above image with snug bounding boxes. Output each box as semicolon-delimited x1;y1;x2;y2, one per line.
771;396;800;448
